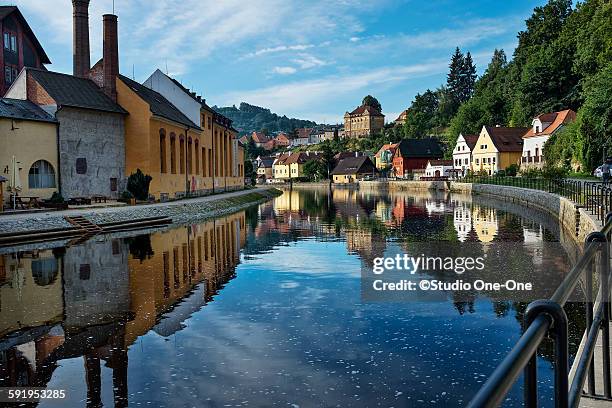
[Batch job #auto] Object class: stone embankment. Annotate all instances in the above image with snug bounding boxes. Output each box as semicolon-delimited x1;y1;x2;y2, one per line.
0;187;282;234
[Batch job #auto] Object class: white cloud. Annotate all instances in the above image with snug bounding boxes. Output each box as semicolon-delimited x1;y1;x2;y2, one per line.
272;66;298;75
244;44;315;58
292;53;328;69
220;59;448;118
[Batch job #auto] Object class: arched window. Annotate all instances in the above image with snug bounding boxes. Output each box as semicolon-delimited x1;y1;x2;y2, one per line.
187;137;193;174
28;160;56;188
179;136;185;174
31;257;59;286
170;133;177;174
194;139;200;176
160;129;167;173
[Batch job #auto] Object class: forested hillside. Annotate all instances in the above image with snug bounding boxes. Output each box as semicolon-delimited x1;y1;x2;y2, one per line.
397;0;610;171
213;102;317;135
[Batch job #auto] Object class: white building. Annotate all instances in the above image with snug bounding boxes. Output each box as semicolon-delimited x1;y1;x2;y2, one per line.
521;109;576;168
143;69;203;126
452;133;478;176
425;160;454;178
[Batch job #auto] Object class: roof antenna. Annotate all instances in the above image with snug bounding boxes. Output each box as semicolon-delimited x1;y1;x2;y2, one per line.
165;59;168;75
132;64;135;80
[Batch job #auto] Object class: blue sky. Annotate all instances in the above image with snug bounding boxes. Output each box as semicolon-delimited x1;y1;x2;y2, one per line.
14;0;542;124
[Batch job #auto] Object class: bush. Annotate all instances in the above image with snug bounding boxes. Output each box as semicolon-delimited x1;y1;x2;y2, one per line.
120;190;134;202
542;164;568;180
505;164;519;177
49;192;65;204
127;169;152;201
519;167;543;178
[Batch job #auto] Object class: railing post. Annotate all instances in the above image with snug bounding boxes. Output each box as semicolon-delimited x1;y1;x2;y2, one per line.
588;231;612;398
524;300;569;408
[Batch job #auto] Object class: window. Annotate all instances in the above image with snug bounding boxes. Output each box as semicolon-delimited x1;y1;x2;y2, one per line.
202;146;206;176
170;134;177;174
80;264;91;280
110;178;118;192
29;160;56;188
76;158;87;174
195;140;200;175
187;138;193;174
31;258;58;286
3;32;17;53
179;137;185;174
208;117;212;130
4;65;17;85
160;130;167;173
492;157;496;164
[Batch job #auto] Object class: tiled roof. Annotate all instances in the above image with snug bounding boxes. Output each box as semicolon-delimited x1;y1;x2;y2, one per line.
28;68;126;114
462;134;479;150
484;126;528;152
331;156;377;175
523;109;576;139
348;105;384;116
296;128;313;139
258;157;275;168
396;138;444;158
375;143;399;158
0;98;56;123
0;7;50;64
119;75;199;128
251;132;269;143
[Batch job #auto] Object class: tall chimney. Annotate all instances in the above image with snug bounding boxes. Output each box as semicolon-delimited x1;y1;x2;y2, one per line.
103;14;119;102
72;0;91;78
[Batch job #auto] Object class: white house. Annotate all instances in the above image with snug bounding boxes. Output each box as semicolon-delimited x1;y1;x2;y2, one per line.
521;109;576;168
452;133;478;176
425;160;454;178
143;69;203;126
453;201;472;242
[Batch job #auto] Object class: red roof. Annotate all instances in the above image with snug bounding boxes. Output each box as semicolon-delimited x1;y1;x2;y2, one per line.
462;134;479;150
251;132;269;143
523;109;576;139
375;143;399;158
296;128;313;139
348;105;384;116
428;160;453;166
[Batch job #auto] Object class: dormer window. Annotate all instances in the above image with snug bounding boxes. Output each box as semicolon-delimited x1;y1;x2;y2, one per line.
535;125;540;133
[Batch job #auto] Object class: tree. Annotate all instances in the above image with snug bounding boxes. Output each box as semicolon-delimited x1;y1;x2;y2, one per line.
403;90;439;138
303;160;327;182
362;95;382;112
460;52;477;102
127;169;152;201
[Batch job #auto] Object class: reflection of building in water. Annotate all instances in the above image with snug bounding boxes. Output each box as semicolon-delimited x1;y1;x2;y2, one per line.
453;202;472;242
274;189;303;212
0;250;63;337
345;228;386;268
0;212;247;406
424;198;446;216
472;205;499;243
63;238;130;330
124;212;246;345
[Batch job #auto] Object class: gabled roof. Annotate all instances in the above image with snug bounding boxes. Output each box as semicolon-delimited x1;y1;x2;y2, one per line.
395;138;443;158
276;152;320;165
375;143;399;158
428;159;453;167
251;132;269;143
27;68;126;114
119;74;199;128
523;109;576;139
258;157;275;168
152;69;215;113
461;134;479;150
296;128;313;139
484;126;528;152
0;6;50;64
0;98;57;123
347;105;384;117
331;156;377;175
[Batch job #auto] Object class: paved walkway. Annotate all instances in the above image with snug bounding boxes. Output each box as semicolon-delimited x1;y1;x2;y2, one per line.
0;187;267;223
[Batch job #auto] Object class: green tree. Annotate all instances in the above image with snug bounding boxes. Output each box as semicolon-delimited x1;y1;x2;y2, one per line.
362;95;382;112
303;160;327;181
404;90;439;138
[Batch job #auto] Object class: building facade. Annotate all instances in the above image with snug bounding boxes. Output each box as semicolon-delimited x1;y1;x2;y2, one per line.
344;104;384;138
0;7;50;96
521;109;576;169
452;133;478;176
0;98;58;203
392;138;443;178
471;126;527;175
331;156;377;183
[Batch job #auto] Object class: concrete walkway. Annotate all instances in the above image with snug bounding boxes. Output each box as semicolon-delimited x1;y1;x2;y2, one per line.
0;187;267;223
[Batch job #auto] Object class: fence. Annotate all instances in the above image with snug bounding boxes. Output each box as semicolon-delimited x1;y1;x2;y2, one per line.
466;175;612;407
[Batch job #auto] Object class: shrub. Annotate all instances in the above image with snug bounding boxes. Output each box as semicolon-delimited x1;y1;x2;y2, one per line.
505;164;519;177
542;164;568;180
127;169;152;201
49;192;65;204
120;190;134;202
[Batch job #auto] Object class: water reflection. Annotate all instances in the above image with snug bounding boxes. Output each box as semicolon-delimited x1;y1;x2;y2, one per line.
0;188;584;406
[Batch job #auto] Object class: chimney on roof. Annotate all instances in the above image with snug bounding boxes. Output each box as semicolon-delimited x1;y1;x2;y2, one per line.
102;14;119;102
72;0;91;78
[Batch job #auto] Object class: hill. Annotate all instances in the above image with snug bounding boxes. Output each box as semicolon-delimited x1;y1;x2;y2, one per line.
213;102;317;135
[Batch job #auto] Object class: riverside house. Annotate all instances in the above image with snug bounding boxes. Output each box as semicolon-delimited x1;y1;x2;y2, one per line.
331;156;377;183
521;109;576;169
344;104;385;138
452;133;478;176
471;126;527;175
0;98;58;203
392;138;444;178
374;143;399;170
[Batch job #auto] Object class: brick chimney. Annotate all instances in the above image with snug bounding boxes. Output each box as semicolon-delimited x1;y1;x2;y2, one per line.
102;14;119;102
72;0;91;78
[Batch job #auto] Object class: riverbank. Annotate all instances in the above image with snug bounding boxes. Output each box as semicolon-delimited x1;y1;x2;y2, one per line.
0;187;282;234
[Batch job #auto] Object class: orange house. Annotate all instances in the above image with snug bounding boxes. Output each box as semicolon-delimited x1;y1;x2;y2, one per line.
117;75;209;200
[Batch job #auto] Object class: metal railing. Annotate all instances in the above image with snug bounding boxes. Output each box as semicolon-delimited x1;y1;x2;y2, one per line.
462;176;612;223
465;175;612;408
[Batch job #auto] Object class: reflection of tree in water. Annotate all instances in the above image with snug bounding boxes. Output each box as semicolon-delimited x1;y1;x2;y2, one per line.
126;235;154;262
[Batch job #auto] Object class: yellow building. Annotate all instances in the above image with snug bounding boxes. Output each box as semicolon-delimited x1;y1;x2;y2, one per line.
472;205;498;243
344;104;385;138
117;75;209;200
471;125;528;175
273;152;319;180
0;98;59;205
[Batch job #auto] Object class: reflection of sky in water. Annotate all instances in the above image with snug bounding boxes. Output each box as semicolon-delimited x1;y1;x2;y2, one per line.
5;190;576;407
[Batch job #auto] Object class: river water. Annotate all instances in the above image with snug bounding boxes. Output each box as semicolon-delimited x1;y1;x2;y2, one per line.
0;187;585;407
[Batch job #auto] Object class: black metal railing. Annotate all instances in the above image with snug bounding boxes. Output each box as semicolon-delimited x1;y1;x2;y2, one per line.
464;175;612;407
462;176;612;223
